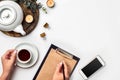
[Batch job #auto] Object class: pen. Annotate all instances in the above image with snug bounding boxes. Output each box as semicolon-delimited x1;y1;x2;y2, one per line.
62;63;66;80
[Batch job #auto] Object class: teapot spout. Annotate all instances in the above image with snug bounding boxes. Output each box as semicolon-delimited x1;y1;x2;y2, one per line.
13;24;26;35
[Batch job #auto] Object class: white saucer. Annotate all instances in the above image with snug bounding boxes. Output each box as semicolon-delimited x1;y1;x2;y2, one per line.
15;43;39;68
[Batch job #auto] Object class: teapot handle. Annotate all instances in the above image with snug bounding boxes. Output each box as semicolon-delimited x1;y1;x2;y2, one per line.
13;24;26;35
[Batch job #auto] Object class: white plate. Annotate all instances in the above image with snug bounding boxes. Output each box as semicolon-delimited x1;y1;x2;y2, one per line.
15;43;39;68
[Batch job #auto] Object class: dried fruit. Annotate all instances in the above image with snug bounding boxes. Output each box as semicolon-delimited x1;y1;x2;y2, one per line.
40;32;46;37
25;15;34;23
46;0;55;8
43;23;49;28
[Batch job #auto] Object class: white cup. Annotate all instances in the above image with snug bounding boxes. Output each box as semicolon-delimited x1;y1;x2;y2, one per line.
17;49;32;64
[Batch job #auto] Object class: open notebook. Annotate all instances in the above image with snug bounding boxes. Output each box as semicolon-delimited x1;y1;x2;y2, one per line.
33;44;80;80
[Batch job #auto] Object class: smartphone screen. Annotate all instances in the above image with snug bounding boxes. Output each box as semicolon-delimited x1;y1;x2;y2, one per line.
81;58;103;78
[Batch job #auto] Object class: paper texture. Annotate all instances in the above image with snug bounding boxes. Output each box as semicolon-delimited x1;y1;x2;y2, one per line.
36;48;77;80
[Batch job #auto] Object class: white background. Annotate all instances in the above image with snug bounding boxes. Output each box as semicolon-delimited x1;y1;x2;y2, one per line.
0;0;120;80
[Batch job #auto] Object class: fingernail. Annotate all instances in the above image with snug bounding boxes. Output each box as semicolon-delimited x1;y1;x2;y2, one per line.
59;62;63;66
13;50;17;54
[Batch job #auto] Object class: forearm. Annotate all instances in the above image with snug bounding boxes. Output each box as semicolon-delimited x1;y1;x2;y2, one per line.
0;72;10;80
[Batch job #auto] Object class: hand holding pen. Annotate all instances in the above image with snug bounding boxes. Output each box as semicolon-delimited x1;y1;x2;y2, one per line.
52;61;69;80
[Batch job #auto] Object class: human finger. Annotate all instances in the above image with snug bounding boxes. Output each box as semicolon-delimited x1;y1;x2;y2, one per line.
55;62;63;73
10;50;17;61
2;49;15;59
62;61;69;78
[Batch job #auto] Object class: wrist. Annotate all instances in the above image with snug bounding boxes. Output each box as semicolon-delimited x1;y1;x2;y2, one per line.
0;72;10;80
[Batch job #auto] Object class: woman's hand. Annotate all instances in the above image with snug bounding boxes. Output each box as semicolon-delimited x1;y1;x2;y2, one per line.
52;61;70;80
0;49;17;80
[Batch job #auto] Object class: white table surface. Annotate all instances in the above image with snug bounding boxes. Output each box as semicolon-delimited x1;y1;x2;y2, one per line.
0;0;120;80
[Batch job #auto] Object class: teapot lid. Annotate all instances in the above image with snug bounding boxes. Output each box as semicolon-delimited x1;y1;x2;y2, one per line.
0;6;16;25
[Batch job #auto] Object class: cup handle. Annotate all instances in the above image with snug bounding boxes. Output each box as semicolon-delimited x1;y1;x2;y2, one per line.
13;24;26;35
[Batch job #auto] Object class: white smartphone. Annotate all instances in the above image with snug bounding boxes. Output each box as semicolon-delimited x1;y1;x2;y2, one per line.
80;55;105;80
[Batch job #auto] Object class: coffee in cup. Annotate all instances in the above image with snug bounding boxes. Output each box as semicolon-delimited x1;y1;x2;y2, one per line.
17;49;32;64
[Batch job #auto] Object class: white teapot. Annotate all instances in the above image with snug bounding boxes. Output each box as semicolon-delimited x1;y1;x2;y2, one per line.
0;1;26;35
